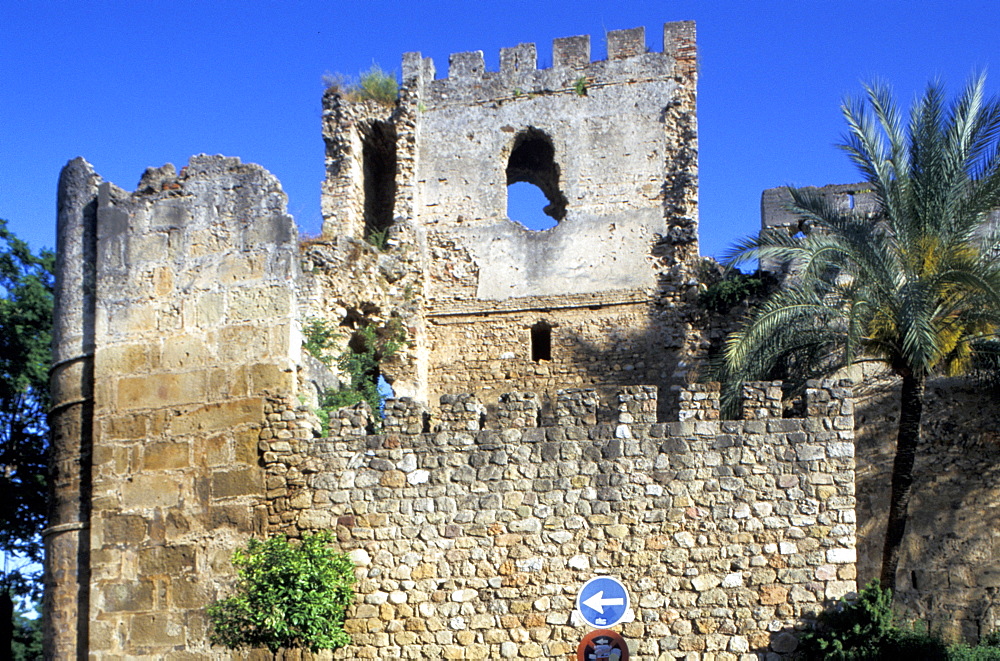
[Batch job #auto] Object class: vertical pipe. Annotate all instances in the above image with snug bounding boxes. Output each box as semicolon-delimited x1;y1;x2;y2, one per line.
43;157;99;660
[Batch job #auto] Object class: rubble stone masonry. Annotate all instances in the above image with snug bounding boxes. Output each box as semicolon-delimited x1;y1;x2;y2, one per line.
262;382;857;660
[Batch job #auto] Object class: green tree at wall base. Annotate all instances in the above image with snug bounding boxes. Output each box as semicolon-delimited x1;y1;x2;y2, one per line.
208;532;356;654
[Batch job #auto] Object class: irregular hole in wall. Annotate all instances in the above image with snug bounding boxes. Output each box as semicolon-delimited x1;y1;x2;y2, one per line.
339;305;380;329
377;374;395;407
531;321;552;362
362;120;397;244
506;128;567;231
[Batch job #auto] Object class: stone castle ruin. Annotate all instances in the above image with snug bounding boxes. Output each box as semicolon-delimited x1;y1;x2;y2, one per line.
42;21;998;660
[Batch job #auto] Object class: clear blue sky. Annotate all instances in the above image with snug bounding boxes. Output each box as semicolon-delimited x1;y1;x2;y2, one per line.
2;1;998;260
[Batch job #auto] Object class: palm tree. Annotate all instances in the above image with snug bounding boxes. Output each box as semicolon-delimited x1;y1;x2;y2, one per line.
718;75;1000;594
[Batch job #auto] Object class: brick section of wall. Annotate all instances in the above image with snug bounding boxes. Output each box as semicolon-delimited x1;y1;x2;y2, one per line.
741;381;784;420
617;385;658;424
853;374;1000;642
324;401;372;438
383;398;428;435
494;391;541;429
556;388;600;427
437;394;486;431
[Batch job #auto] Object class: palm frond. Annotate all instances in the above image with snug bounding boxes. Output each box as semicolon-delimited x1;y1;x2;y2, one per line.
720;73;1000;423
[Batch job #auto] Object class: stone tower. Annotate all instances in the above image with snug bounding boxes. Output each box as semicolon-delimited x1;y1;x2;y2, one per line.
313;22;700;423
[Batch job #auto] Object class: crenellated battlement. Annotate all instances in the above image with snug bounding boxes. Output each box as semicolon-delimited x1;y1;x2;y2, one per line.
309;380;853;444
401;22;696;108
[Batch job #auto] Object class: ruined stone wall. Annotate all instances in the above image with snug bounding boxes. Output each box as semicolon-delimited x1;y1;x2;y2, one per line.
264;381;857;660
758;182;1000;640
408;25;698;292
297;235;427;400
46;157;102;659
408;25;699;409
49;155;303;658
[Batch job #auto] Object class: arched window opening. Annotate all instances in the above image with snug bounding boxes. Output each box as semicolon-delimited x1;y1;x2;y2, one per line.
531;321;552;362
506;128;567;230
362;121;397;244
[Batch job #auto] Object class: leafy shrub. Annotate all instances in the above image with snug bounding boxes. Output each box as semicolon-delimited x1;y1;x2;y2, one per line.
356;64;398;103
208;533;355;654
798;580;1000;660
302;317;339;365
801;580;949;659
313;320;406;433
948;631;1000;661
697;269;771;313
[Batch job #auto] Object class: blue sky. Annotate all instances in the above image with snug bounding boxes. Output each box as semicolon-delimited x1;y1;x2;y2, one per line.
3;1;999;260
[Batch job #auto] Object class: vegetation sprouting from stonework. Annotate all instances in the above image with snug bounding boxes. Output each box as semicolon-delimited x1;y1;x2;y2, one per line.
323;64;399;104
302;317;339;366
364;227;390;250
697;267;773;313
304;318;406;433
207;532;355;654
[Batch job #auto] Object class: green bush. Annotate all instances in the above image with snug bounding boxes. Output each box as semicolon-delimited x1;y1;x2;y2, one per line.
799;580;1000;660
356;64;398;103
949;632;1000;661
697;269;771;313
208;532;355;653
302;317;339;365
313;320;406;433
799;580;946;660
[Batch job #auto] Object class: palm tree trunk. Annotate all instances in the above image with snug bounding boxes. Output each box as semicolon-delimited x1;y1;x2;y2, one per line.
880;372;925;593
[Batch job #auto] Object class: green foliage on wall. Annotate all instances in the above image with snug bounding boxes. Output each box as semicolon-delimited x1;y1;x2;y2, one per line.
302;317;339;366
800;580;1000;660
697;269;771;313
303;318;406;433
208;532;356;654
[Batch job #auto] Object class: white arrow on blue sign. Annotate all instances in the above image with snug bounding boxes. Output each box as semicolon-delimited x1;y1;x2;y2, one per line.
576;576;630;628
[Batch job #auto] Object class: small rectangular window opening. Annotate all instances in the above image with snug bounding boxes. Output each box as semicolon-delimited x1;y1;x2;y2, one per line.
531;323;551;362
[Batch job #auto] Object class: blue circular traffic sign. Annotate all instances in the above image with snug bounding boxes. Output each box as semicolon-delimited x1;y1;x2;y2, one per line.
576;576;630;628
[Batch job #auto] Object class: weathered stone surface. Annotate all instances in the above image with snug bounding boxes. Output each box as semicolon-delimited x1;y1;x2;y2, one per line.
49;154;296;658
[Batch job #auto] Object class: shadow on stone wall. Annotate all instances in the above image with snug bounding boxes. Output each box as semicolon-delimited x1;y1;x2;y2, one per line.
855;375;1000;642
